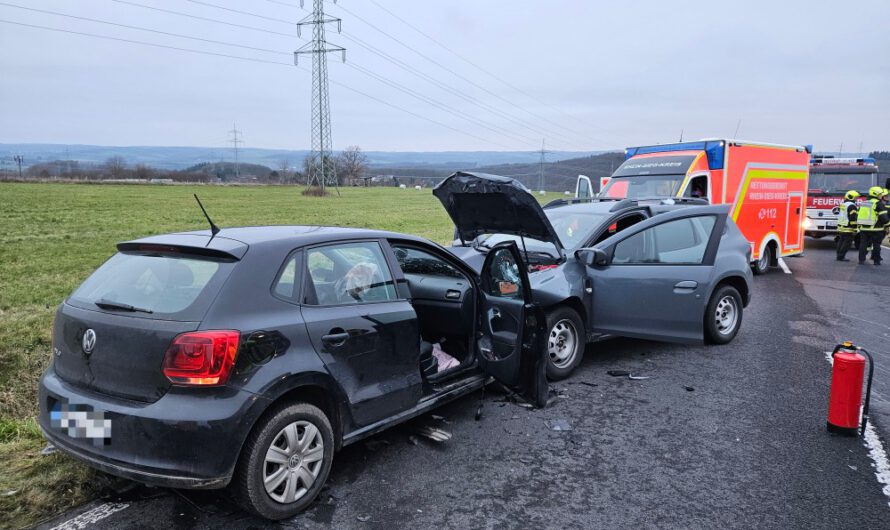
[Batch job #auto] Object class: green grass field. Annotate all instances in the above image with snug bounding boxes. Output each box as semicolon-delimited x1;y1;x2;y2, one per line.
0;181;458;528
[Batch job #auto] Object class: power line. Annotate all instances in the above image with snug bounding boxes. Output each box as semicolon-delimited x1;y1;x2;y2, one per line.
364;0;595;134
112;0;296;38
0;18;292;65
185;0;296;25
15;1;532;149
336;32;573;149
183;0;589;150
346;61;538;149
0;2;289;55
0;18;511;149
332;1;592;143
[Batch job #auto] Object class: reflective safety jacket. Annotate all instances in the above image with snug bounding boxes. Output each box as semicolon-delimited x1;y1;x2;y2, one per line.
837;201;858;232
858;199;889;231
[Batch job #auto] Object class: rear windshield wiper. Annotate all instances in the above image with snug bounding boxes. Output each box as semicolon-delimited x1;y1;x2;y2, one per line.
94;299;154;314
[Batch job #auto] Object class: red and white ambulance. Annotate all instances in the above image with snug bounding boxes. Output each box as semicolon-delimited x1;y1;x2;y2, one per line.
599;139;811;274
804;156;881;239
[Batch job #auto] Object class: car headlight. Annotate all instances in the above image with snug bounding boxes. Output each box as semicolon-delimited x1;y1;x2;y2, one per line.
802;218;812;229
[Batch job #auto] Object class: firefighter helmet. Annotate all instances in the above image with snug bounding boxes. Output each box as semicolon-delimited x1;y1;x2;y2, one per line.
868;186;884;198
844;190;860;201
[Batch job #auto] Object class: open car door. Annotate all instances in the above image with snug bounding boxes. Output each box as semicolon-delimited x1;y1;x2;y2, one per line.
476;241;548;407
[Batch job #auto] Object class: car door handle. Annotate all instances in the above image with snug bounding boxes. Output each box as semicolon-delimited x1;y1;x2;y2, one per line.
674;281;698;290
321;330;349;346
445;289;461;300
491;308;501;318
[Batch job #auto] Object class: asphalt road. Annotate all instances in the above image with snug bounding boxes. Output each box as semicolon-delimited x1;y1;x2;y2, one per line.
38;240;890;530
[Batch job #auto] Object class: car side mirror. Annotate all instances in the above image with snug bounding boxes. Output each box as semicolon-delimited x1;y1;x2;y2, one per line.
576;248;609;267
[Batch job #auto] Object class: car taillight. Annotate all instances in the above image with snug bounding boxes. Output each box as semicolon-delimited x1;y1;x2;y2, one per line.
162;330;240;386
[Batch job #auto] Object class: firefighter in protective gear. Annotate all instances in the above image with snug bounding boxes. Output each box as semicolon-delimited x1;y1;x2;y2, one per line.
857;186;889;265
836;190;860;261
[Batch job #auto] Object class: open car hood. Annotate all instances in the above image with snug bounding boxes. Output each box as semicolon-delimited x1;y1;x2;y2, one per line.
433;172;563;253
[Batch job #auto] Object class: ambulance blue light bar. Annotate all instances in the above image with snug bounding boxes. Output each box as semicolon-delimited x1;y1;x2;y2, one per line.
810;156;877;166
625;141;726;170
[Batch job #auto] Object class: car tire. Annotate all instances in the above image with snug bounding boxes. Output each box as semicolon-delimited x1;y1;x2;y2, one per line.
752;244;772;275
232;402;334;520
545;306;585;380
704;285;743;345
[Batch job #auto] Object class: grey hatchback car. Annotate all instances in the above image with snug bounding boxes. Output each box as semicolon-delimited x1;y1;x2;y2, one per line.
434;172;754;379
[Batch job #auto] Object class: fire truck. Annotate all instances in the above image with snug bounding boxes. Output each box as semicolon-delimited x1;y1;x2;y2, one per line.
804;156;882;239
599;139;811;274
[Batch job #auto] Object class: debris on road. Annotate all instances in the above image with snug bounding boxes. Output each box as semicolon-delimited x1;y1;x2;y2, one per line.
357;514;371;522
407;435;419;446
684;386;695;392
607;370;651;380
547;419;572;432
40;443;57;456
430;414;451;424
415;425;452;442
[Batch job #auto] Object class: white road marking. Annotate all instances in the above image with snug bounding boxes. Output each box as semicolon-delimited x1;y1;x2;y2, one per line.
50;502;129;530
823;352;890;507
863;422;890;507
778;258;792;274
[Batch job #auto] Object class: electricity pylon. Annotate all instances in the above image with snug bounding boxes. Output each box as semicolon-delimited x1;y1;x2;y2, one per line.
295;0;345;195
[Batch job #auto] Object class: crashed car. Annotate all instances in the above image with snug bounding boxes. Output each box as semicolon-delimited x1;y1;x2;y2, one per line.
434;172;754;380
38;226;547;520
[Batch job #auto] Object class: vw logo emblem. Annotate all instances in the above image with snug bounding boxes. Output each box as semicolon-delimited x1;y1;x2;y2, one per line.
82;329;97;356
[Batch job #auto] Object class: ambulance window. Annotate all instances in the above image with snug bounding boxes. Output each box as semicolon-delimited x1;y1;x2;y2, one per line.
684;176;709;199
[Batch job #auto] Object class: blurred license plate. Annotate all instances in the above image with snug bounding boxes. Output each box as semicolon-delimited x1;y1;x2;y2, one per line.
50;398;112;445
826;222;837;228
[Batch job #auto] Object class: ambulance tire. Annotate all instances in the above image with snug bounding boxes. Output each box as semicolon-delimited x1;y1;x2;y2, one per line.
704;285;743;345
752;244;772;275
545;307;585;381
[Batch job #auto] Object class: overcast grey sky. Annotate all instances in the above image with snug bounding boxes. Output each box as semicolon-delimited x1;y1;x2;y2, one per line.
1;0;888;152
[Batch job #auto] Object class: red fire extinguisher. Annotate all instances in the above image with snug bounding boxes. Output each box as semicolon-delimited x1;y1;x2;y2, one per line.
827;341;875;436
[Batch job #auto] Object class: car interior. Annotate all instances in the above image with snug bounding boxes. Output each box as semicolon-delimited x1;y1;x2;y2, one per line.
590;211;648;246
390;244;476;381
304;245;397;305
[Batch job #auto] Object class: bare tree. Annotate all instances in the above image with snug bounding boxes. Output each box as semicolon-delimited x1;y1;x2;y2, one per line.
337;145;368;185
134;163;154;181
104;156;127;179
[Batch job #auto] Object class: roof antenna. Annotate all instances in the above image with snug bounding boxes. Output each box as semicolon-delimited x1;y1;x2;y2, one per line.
193;194;220;242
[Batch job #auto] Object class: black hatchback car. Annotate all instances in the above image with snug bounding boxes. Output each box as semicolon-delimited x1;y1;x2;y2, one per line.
39;226;547;519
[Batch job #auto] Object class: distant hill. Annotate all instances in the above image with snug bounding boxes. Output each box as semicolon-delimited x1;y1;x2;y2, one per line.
0;143;601;172
474;151;626;192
